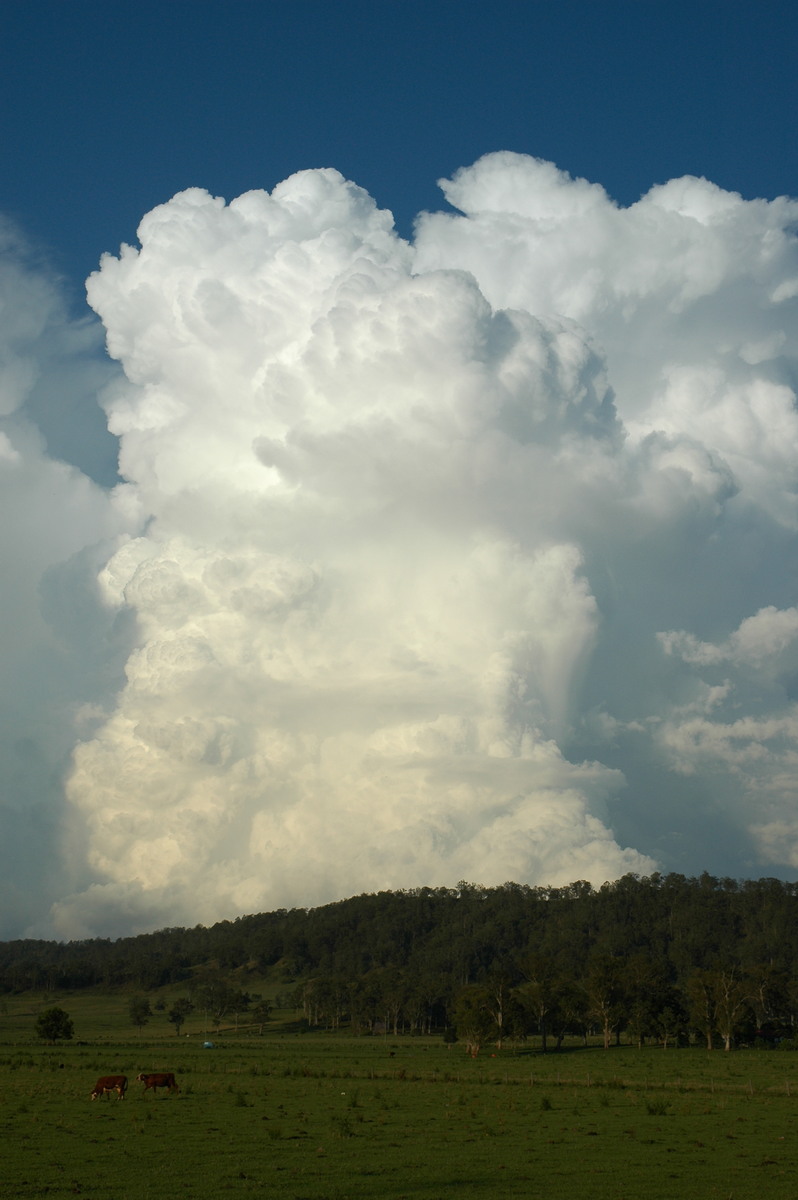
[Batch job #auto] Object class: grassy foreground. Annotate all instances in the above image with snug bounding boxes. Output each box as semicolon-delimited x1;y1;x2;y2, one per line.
1;995;797;1198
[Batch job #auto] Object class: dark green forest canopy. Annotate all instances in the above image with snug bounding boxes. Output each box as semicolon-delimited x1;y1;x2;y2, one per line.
1;873;797;996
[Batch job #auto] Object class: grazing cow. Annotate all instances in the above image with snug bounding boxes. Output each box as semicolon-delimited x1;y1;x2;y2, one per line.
136;1071;179;1095
91;1075;127;1100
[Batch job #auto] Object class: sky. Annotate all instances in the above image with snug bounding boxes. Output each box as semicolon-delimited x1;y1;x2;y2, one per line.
1;0;798;940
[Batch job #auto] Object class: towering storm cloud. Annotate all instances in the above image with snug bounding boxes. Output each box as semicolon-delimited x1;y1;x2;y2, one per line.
0;217;122;935
23;153;798;939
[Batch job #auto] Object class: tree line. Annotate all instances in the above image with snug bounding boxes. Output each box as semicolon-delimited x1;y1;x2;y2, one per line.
3;873;798;1050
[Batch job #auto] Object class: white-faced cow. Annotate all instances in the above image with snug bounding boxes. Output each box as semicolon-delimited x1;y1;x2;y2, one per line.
136;1071;179;1095
90;1075;127;1100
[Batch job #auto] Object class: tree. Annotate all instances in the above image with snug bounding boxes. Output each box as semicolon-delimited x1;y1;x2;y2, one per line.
586;956;625;1050
451;985;494;1057
711;969;751;1052
251;1000;272;1034
129;996;152;1032
167;997;194;1036
352;975;384;1034
549;977;590;1049
502;991;533;1048
656;1000;687;1049
622;955;670;1048
686;969;716;1050
370;967;410;1036
228;989;251;1032
517;953;559;1053
35;1006;73;1043
482;968;514;1050
746;963;788;1040
192;972;250;1030
406;973;449;1035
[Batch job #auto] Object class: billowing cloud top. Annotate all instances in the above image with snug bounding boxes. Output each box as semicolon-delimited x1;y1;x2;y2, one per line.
7;154;798;939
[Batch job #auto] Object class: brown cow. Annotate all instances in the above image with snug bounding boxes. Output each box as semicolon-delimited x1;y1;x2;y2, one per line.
136;1071;179;1095
91;1075;127;1100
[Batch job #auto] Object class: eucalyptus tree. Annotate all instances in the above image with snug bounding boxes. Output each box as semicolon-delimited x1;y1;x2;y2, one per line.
129;996;152;1032
451;984;494;1058
586;956;626;1050
167;997;194;1036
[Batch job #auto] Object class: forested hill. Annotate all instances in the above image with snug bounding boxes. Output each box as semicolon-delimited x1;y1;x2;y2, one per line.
1;873;797;996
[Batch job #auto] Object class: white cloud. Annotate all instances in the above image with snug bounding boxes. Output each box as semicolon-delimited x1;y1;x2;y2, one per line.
51;167;662;937
660;605;798;671
654;604;798;865
5;153;798;938
415;154;798;523
0;223;125;935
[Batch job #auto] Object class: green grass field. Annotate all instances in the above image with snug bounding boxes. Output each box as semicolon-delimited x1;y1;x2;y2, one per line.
2;992;798;1199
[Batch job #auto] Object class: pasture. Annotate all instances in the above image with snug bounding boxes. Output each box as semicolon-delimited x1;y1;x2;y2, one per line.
1;994;797;1198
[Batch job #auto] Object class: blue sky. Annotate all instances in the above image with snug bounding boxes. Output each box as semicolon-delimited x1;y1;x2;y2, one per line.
2;1;798;939
3;2;796;293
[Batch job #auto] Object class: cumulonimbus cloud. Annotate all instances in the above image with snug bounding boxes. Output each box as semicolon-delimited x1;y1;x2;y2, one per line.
21;153;798;939
0;217;124;936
